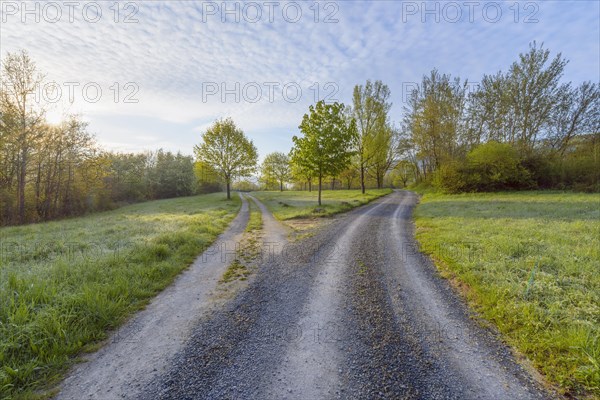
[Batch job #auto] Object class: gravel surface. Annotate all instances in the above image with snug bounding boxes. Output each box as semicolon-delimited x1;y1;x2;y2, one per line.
139;191;551;400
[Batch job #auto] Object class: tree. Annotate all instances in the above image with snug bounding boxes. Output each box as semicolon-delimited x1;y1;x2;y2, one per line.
194;118;258;200
194;160;222;194
393;160;415;188
290;158;314;192
0;50;46;223
404;69;467;178
352;80;392;193
548;81;599;156
290;101;356;205
261;152;290;191
467;42;571;154
339;166;359;189
368;123;401;188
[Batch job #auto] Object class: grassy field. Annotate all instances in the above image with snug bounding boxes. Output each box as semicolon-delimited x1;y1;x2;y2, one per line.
251;189;392;220
413;191;600;397
0;193;240;399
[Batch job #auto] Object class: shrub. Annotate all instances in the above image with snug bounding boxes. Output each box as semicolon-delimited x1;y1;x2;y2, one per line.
464;141;534;191
432;161;466;193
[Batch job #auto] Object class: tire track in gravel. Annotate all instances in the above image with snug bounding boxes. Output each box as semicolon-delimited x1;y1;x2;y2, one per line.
342;191;550;399
55;193;250;400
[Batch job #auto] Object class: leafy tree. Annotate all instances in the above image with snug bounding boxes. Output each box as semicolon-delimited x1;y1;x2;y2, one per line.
404;69;467;177
352;80;392;193
289;158;314;192
194;118;258;200
339;166;359;189
194;160;222;194
261;152;290;191
467;42;574;154
291;101;357;205
0;50;46;223
149;150;195;199
368;123;402;188
392;160;415;188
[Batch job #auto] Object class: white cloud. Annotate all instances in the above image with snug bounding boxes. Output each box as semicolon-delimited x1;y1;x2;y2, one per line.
1;0;598;155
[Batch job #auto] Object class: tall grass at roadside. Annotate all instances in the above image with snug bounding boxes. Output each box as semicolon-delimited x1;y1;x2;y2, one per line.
0;193;240;399
414;191;599;397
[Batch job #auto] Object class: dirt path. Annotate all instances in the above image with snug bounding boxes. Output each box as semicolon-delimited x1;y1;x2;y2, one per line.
140;191;550;399
55;194;251;400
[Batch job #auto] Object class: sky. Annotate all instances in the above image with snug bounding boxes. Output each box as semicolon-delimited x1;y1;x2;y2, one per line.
1;0;599;159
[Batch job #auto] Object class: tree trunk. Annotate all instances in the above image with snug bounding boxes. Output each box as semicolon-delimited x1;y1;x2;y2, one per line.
318;174;322;206
280;181;283;192
308;179;312;192
360;164;366;194
18;148;27;224
226;178;231;200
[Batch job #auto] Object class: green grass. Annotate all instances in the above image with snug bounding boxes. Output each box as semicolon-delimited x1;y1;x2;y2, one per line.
220;198;263;284
251;189;392;220
414;191;600;397
0;193;240;399
245;198;263;233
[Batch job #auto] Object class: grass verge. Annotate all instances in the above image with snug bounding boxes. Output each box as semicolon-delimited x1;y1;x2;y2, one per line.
220;198;263;284
413;191;599;397
0;193;240;399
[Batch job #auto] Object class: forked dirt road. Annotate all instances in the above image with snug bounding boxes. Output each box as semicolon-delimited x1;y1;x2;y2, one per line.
57;191;551;400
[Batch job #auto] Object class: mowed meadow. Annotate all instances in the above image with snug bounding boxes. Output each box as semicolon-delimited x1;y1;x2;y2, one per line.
0;193;240;399
414;191;600;396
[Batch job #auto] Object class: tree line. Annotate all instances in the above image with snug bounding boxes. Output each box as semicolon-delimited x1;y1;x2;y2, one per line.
403;42;599;192
195;42;598;201
0;51;198;226
4;42;597;225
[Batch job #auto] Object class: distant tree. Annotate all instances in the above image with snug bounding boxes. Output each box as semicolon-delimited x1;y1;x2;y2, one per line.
339;166;359;189
290;158;314;192
194;118;258;200
352;80;392;193
194;160;222;194
291;101;357;205
368;123;402;188
393;160;415;188
0;50;46;223
548;81;600;156
261;152;290;191
149;150;195;199
404;69;467;177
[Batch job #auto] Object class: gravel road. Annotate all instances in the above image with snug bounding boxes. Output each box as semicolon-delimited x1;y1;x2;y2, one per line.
137;190;551;400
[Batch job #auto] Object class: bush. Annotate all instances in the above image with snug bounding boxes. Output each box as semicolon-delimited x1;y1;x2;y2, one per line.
432;161;466;193
464;141;533;191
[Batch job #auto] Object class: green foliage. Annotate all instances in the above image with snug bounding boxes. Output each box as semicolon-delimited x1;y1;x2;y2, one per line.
414;191;600;397
464;142;533;191
352;80;394;191
291;101;357;204
0;193;240;398
194;160;222;194
252;189;391;220
402;43;598;192
433;142;534;193
260;152;290;191
194;118;258;199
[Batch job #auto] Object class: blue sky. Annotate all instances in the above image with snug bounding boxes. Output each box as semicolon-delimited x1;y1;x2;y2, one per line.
1;0;599;159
